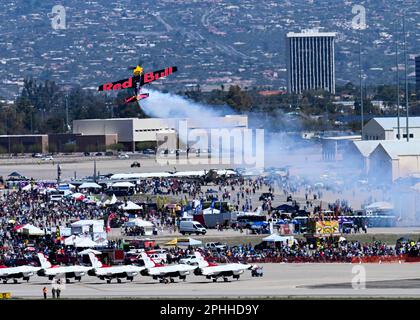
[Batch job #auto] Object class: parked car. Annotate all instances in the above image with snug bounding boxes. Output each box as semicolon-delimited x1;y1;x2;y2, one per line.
105;151;114;156
32;153;43;158
179;255;200;265
95;152;103;156
42;156;54;161
145;249;167;264
83;152;90;156
118;153;129;159
204;242;226;251
142;149;156;155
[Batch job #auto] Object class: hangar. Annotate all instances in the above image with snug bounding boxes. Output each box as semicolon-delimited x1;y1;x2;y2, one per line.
72;115;248;151
369;141;420;183
362;117;420;141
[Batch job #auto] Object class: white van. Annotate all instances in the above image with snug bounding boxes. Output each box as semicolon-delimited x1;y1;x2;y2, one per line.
179;221;206;235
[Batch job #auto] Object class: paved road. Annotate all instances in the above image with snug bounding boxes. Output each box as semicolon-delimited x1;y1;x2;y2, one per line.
2;263;420;299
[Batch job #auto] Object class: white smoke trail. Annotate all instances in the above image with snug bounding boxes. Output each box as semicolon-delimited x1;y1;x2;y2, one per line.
140;89;231;119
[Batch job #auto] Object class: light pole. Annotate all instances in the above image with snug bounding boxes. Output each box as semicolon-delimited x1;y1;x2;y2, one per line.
395;19;401;140
403;14;409;142
359;32;364;138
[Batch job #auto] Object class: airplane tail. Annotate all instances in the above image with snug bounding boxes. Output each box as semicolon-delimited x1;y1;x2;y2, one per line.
140;252;157;268
37;253;52;269
88;253;103;268
194;251;210;268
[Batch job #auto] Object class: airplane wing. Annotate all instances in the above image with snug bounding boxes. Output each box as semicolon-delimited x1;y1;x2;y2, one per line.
98;76;140;91
139;66;177;86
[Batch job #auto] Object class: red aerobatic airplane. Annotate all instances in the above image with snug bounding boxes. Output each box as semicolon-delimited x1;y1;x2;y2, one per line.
98;65;177;105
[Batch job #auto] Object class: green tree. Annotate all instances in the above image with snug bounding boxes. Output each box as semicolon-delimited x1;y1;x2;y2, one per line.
108;143;124;151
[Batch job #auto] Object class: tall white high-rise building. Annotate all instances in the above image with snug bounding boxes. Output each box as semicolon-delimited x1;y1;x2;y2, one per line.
286;29;336;94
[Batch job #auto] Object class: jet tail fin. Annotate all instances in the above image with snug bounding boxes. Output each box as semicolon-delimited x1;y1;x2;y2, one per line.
88;252;103;268
37;253;52;269
194;251;210;268
140;252;156;268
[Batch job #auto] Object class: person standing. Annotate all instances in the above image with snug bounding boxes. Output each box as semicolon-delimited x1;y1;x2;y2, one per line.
56;288;61;299
42;287;48;299
52;287;56;299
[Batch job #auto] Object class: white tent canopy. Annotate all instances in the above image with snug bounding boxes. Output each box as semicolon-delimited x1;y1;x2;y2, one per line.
365;201;394;211
22;224;45;236
112;182;135;188
178;238;202;247
125;218;153;228
79;182;102;189
202;208;220;215
262;234;294;243
64;235;98;248
78;248;101;255
71;220;104;228
120;201;142;211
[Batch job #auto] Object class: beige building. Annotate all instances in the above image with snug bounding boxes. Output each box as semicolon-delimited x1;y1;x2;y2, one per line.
73;116;248;151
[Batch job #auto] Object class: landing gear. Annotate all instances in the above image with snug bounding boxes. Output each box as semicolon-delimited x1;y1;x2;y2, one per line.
13;279;18;284
107;279;111;284
23;277;30;282
3;280;7;284
179;275;186;282
212;278;217;283
66;278;70;284
233;275;240;280
75;276;82;282
127;276;134;282
170;278;175;283
223;277;229;282
117;278;122;284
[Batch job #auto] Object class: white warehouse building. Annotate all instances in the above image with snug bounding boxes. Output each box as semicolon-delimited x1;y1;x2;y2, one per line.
73;115;248;151
362;117;420;141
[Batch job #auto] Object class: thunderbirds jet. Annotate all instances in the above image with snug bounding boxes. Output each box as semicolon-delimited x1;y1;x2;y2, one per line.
87;252;145;283
139;252;196;284
0;264;41;284
193;251;252;282
37;253;92;283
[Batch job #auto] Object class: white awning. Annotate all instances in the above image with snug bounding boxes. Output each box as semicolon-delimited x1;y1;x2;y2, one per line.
79;182;102;189
112;182;135;188
22;224;45;236
120;201;142;211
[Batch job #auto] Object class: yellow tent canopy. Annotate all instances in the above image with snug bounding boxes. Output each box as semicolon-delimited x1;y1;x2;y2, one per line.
165;237;202;246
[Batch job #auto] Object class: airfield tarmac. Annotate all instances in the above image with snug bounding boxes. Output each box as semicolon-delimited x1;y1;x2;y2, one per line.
3;263;420;299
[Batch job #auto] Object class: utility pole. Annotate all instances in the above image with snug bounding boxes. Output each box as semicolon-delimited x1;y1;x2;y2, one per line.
359;32;364;138
395;19;401;140
403;14;409;142
65;94;69;132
